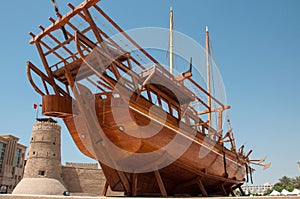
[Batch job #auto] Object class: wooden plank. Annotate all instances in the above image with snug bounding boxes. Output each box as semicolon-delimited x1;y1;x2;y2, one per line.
197;178;208;197
154;170;167;197
173;176;199;191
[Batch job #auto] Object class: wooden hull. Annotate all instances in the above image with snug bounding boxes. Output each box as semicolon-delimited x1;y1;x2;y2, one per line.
62;94;246;196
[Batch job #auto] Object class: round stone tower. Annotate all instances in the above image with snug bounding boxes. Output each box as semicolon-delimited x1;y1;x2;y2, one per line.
13;118;67;195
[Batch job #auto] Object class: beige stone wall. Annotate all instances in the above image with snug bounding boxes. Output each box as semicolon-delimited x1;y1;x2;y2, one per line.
62;166;123;196
65;162;98;169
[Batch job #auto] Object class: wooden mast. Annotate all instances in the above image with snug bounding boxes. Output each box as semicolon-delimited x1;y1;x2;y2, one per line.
205;26;212;127
169;7;174;74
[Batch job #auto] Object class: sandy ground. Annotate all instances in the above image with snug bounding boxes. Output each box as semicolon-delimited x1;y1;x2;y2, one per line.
2;195;300;199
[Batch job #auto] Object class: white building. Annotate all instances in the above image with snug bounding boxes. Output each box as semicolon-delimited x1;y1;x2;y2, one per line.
242;182;273;195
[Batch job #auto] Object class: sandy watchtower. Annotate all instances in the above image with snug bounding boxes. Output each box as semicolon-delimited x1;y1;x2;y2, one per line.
13;118;67;195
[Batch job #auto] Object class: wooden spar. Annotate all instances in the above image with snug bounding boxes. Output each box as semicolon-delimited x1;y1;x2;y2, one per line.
205;26;212;126
82;7;104;44
30;0;100;44
169;7;174;74
35;41;60;95
218;111;223;138
188;77;225;108
27;62;69;96
198;106;230;115
94;5;160;65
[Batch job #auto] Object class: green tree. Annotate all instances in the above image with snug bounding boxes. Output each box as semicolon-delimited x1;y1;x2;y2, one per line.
271;176;300;193
273;183;284;192
264;188;272;196
292;176;300;189
279;176;292;187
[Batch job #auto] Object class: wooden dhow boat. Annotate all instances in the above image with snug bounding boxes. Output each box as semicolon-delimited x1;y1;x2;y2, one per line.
26;0;269;196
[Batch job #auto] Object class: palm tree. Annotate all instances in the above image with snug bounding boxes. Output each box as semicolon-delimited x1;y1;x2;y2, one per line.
292;176;300;189
279;176;292;188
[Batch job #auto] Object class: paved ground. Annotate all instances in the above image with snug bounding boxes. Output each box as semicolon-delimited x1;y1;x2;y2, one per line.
2;195;300;199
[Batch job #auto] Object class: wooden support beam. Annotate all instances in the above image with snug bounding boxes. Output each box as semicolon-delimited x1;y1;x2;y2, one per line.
30;0;101;44
219;184;227;196
197;178;208;197
132;173;138;196
39;25;74;57
194;95;210;110
230;187;236;196
35;42;60;95
101;181;109;196
82;7;105;45
27;62;69;96
238;186;245;196
69;6;126;57
116;171;131;194
154;170;167;197
86;77;105;92
197;105;231;115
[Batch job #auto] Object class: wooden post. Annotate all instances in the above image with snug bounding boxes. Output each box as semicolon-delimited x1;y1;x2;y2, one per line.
217;110;223;140
101;181;109;196
230;188;236;196
219;184;227;196
154;170;167;197
197;178;208;197
238;186;246;196
116;170;131;194
169;7;174;74
132;173;138;196
205;26;211;127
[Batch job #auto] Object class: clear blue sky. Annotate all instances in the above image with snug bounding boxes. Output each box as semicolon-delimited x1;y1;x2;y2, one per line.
0;0;299;185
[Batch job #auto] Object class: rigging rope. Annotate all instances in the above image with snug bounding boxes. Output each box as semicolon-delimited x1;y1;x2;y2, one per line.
51;0;68;41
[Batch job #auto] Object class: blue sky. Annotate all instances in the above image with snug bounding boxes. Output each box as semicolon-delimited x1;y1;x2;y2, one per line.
0;0;299;185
